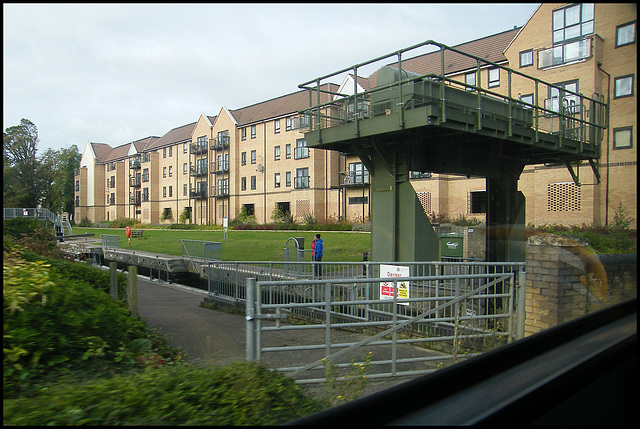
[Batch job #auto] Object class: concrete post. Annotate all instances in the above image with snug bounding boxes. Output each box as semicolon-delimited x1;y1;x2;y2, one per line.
127;265;138;318
246;278;256;362
109;262;118;300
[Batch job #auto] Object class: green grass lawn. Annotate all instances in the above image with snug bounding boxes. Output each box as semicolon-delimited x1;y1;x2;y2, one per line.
72;228;371;262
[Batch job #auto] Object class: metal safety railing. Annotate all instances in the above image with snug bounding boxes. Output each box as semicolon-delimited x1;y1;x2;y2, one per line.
245;266;524;384
298;39;607;157
100;234;119;250
181;239;222;272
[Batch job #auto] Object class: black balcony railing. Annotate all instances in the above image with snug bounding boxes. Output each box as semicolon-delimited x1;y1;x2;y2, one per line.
190;142;208;154
190;189;207;199
190;166;208;176
210;136;230;150
130;176;141;187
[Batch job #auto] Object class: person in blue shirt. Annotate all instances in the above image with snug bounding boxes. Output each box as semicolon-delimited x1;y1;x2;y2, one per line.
314;233;323;278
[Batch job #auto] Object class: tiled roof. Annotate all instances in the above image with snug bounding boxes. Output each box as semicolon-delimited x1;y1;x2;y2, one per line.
104;143;131;163
90;142;113;163
367;27;521;87
229;84;340;126
145;122;197;151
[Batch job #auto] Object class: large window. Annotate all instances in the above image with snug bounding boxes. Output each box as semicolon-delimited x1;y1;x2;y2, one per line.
217;178;229;196
616;21;636;47
546;80;579;115
347;162;369;184
552;3;594;45
295;139;309;159
469;191;487;214
295;168;309;188
613;127;633;150
614;75;634;98
274;173;281;188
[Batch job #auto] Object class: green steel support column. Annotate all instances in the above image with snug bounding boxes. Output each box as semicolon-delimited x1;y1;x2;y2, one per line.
486;172;526;263
370;143;439;262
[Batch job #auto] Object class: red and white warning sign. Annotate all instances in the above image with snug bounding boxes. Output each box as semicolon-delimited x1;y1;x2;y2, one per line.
380;264;410;305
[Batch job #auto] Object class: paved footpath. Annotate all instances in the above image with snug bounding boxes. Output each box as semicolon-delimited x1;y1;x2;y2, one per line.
135;275;444;399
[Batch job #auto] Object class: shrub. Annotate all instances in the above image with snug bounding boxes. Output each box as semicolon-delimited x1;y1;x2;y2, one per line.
3;217;42;239
109;218;138;228
3;362;325;425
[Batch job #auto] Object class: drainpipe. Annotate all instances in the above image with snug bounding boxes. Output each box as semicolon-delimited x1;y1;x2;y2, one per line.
597;61;611;226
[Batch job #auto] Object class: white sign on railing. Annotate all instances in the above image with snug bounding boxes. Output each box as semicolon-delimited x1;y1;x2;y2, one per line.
380;264;410;305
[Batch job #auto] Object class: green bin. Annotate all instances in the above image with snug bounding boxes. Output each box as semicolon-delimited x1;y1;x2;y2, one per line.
440;233;464;258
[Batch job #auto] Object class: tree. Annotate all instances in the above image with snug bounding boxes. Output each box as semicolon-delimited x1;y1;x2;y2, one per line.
3;119;41;207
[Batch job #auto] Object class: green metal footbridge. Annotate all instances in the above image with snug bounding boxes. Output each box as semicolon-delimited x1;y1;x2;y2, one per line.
299;40;607;263
4;207;73;236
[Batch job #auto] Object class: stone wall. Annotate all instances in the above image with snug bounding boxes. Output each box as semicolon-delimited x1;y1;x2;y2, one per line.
524;233;636;337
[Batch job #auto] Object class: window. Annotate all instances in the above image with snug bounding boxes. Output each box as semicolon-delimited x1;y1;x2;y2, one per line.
163;187;166;198
217;154;228;171
168;186;172;198
142;168;149;182
183;142;188;153
519;49;534;67
274;173;281;188
614;75;634;98
519;93;534;109
295;139;309;159
285;144;291;159
274;119;280;134
241;128;247;141
110;193;115;205
251;125;256;139
348;162;369;184
286;117;292;131
241;152;247;166
241;177;247;191
183;184;187;196
168;165;172;177
613;127;633;149
163;167;167;178
217;178;229;196
616;21;636;47
349;197;369;205
465;72;476;91
183;163;187;175
169;146;172;157
295;168;309;188
251;150;257;164
552;3;594;45
286;171;291;187
243;204;255;216
469;191;487;214
75;180;79;192
488;68;500;88
274;146;280;161
143;188;149;202
250;176;256;190
546;80;579;115
163;147;167;158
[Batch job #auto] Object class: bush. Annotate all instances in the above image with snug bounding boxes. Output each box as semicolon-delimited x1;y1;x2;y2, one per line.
3;217;42;239
109;218;138;228
3;362;325;425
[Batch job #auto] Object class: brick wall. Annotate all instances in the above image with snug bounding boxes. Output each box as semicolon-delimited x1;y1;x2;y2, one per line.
524;233;636;337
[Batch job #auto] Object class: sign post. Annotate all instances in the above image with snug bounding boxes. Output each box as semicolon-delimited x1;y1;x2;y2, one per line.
380;264;410;305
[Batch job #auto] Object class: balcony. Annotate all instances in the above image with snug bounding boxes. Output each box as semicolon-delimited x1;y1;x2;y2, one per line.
340;171;370;187
130;176;141;187
214;191;229;199
190;142;208;155
210;136;230;150
129;195;141;205
190;189;207;199
129;158;141;169
538;38;591;68
212;161;229;174
190;166;208;177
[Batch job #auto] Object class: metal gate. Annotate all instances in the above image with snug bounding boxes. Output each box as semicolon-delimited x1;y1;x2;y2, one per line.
245;264;525;384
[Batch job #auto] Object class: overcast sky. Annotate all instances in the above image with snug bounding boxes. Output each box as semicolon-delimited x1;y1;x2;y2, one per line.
3;3;539;154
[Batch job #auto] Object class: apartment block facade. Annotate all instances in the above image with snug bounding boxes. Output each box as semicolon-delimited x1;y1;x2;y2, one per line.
75;3;636;229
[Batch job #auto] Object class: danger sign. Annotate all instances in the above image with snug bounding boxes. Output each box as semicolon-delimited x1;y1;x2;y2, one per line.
380;264;410;305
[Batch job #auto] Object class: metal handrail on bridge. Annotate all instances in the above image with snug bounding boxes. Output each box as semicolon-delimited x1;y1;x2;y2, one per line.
298;39;607;161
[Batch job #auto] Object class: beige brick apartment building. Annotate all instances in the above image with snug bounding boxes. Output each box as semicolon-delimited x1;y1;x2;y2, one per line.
75;4;636;229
